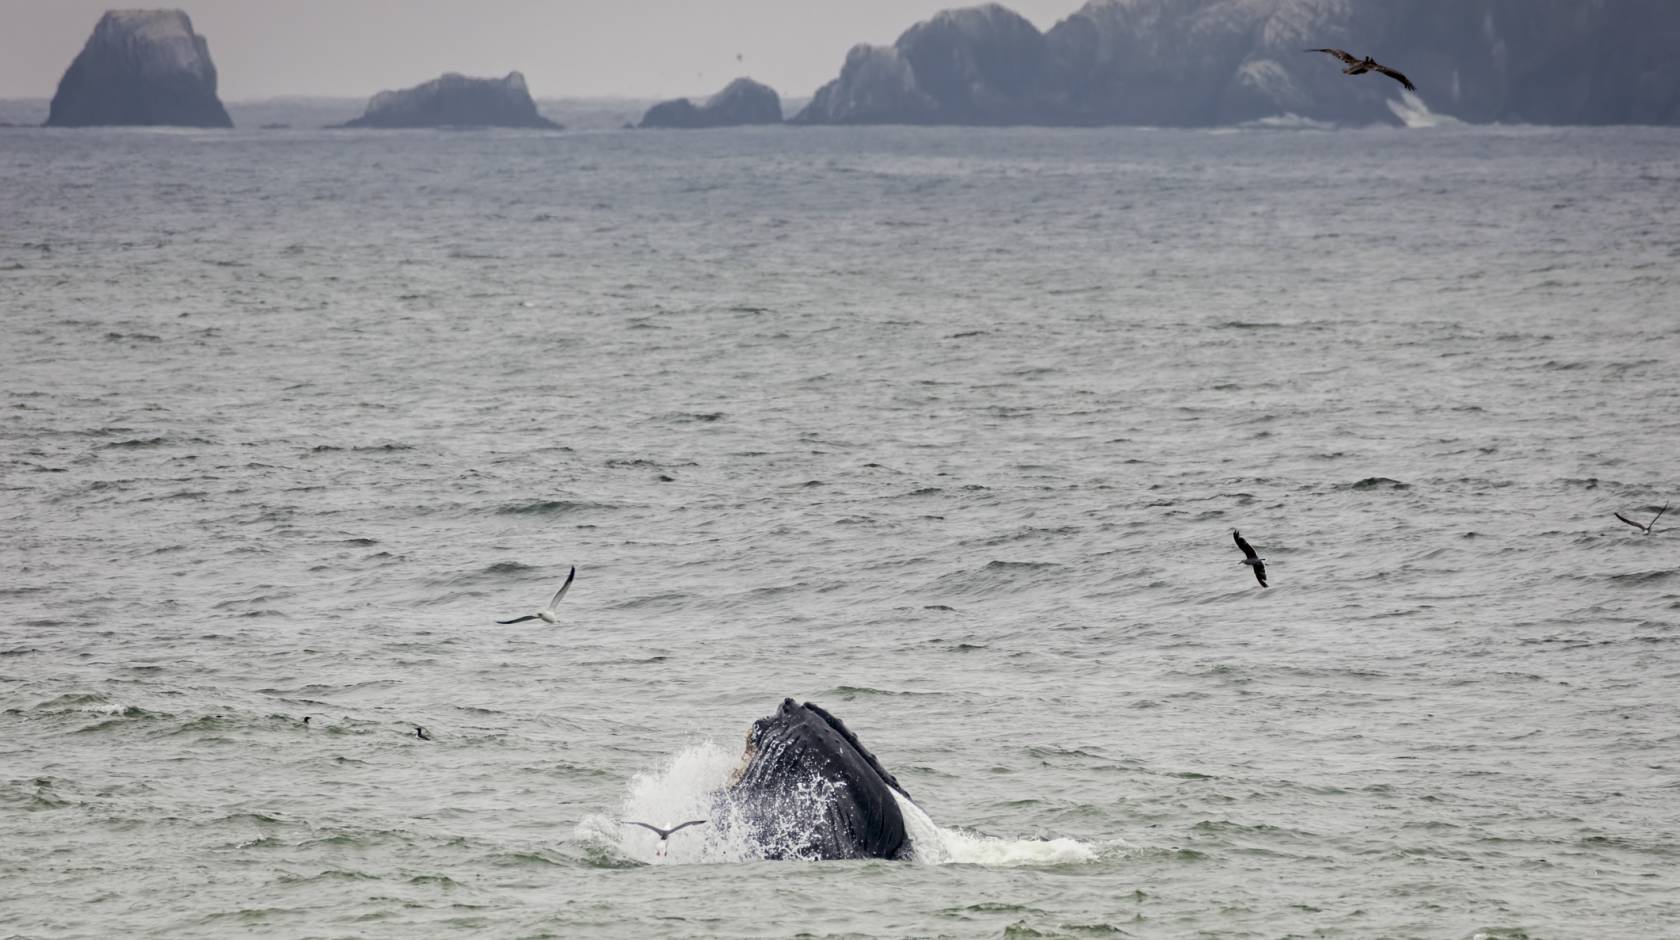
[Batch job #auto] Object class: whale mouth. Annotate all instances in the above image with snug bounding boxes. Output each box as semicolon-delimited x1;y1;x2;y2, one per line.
719;698;915;860
727;725;758;786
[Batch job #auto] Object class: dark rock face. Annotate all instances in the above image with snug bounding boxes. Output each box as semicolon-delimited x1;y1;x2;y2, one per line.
795;45;935;125
638;77;782;128
793;6;1042;126
46;10;232;128
794;0;1680;127
341;72;560;129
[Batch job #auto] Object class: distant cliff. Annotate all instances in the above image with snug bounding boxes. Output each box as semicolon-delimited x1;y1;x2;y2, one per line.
341;72;560;129
639;78;783;128
793;0;1680;127
46;9;232;128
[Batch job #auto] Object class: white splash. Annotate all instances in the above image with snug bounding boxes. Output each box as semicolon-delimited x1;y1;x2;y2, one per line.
895;791;1098;866
1241;113;1336;131
586;742;1101;867
1387;90;1462;129
579;740;743;865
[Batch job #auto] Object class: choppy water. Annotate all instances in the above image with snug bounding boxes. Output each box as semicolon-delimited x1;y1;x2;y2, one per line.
3;114;1679;938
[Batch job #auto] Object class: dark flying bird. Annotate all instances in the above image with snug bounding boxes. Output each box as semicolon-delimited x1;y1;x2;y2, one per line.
497;565;576;624
623;819;707;857
415;725;433;741
1307;48;1416;92
1233;531;1268;588
1614;502;1668;535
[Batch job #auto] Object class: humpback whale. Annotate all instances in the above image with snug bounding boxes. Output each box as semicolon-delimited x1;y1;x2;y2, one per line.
718;699;916;860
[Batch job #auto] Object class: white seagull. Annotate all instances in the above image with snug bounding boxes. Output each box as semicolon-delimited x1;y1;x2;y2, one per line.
497;566;576;624
623;819;707;857
1233;531;1268;588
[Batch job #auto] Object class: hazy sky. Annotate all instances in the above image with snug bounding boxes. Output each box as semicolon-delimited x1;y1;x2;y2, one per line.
0;1;1089;100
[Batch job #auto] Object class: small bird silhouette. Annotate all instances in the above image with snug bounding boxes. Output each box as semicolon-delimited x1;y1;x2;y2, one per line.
623;819;707;857
1233;531;1268;588
498;566;576;624
415;725;433;741
1614;503;1667;535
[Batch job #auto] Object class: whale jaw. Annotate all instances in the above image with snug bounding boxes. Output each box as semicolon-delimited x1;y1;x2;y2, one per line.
720;699;914;860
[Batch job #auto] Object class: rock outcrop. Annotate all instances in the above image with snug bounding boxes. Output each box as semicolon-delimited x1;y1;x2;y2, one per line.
793;0;1680;127
340;72;560;129
639;77;783;128
794;4;1048;125
46;9;232;128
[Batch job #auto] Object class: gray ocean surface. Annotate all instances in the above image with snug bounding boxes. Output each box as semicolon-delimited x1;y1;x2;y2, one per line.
3;107;1679;939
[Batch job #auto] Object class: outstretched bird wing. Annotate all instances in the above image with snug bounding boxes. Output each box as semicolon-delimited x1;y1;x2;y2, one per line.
1252;560;1268;588
548;565;577;610
1651;503;1669;531
497;614;538;624
1233;531;1259;560
1371;62;1416;92
1308;47;1360;65
1613;512;1647;531
665;819;707;835
623;820;668;837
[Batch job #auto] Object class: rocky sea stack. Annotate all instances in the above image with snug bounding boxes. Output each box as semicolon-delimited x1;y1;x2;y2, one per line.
340;72;560;129
639;77;783;129
793;0;1680;127
46;9;232;128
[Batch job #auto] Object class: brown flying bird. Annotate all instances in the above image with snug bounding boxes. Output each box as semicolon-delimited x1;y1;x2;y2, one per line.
1307;48;1416;92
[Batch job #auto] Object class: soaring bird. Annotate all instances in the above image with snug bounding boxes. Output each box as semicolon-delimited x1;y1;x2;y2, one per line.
415;725;433;741
623;819;707;857
1307;48;1416;92
1614;503;1668;535
497;566;576;624
1233;531;1268;588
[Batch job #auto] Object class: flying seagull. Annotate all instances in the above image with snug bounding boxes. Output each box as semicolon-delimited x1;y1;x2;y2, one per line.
623;819;707;857
415;725;433;741
1614;503;1668;535
497;566;576;624
1307;48;1416;92
1233;531;1268;588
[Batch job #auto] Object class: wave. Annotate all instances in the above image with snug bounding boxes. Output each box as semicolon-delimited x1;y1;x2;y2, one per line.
496;498;607;516
1343;476;1411;491
1241;113;1335;131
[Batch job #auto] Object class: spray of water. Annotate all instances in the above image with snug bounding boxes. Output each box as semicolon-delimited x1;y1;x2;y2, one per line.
1387;90;1462;129
581;743;1102;867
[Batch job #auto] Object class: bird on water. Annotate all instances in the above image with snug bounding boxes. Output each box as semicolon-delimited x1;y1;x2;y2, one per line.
497;565;576;624
1233;531;1268;587
1614;503;1667;535
415;725;433;741
1307;48;1416;92
623;819;707;857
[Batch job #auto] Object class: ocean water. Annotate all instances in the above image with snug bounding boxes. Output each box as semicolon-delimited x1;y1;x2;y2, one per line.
2;113;1678;938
